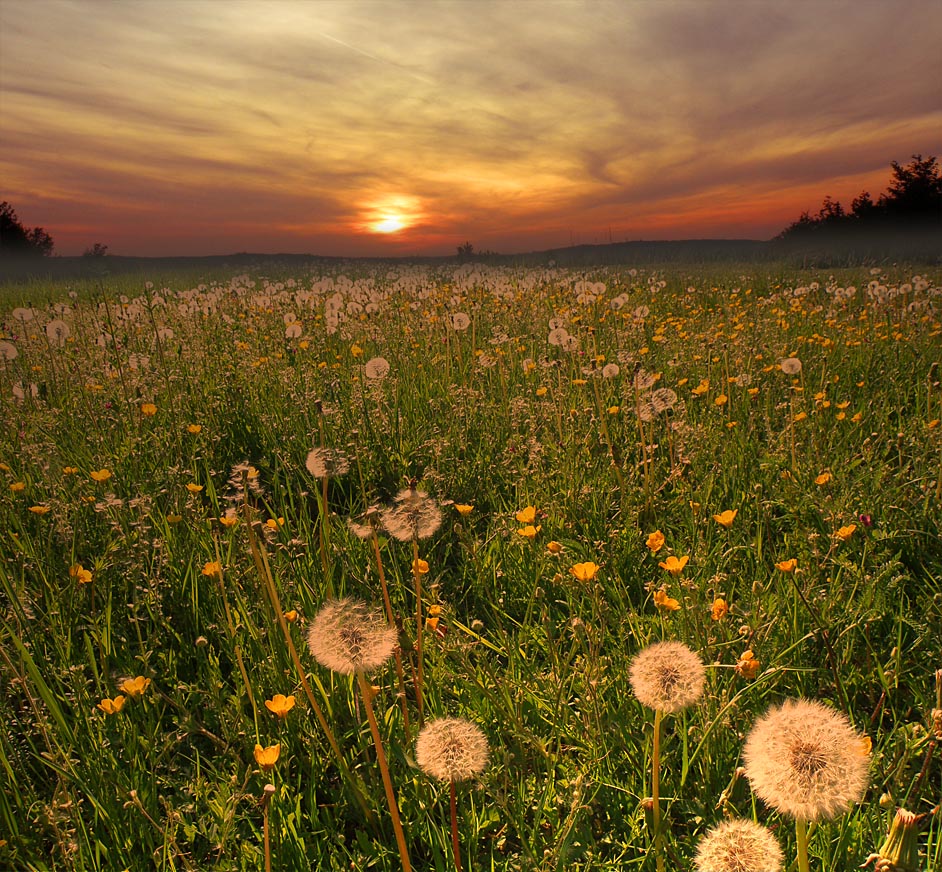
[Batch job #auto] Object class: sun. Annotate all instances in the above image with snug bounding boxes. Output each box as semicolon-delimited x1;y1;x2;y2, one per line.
360;194;421;236
372;215;407;234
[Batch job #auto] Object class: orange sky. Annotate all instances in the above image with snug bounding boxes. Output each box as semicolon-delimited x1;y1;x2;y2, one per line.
2;0;940;257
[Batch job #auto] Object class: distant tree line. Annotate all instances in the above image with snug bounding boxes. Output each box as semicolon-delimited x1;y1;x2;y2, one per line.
0;201;54;257
777;154;941;240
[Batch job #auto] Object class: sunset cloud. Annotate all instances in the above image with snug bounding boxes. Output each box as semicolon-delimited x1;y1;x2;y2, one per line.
1;0;939;256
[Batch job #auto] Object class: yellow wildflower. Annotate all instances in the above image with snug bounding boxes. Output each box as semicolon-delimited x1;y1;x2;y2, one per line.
713;509;737;528
264;694;296;718
658;555;689;575
29;505;50;514
9;481;25;493
835;524;857;542
187;424;202;434
186;483;203;493
735;650;760;680
645;530;665;553
815;471;832;485
517;524;541;539
90;469;112;483
202;561;222;578
570;562;600;582
653;589;681;612
120;676;151;698
515;505;536;524
254;743;281;771
775;558;798;573
711;598;729;620
455;504;474;516
546;540;563;555
141;403;157;417
412;558;430;575
97;695;126;715
69;564;93;584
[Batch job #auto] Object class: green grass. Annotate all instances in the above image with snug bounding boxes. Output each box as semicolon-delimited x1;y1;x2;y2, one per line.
0;262;939;870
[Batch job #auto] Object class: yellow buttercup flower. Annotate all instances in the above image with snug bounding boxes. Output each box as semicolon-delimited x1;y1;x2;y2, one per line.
284;609;299;623
775;558;798;573
29;505;50;514
570;562;600;582
254;743;281;771
815;471;832;486
835;524;857;542
653;589;681;612
202;561;222;578
90;469;112;483
69;563;93;584
517;524;541;540
546;540;563;555
9;481;25;493
515;505;536;524
735;650;760;680
186;483;203;493
713;509;737;528
264;694;296;718
658;555;689;575
646;530;665;553
711;598;729;620
412;558;430;575
187;424;202;434
140;402;157;417
455;504;474;516
97;695;126;715
120;676;151;698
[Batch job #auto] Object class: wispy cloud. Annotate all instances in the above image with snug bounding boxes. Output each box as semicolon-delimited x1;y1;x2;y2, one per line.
1;0;939;255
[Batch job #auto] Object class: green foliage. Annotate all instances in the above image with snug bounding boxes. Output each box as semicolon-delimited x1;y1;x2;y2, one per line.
0;263;939;870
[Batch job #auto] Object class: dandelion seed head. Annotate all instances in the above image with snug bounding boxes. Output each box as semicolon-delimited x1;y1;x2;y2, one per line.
629;641;705;713
306;598;397;675
743;698;870;821
416;717;489;782
380;488;442;541
779;357;802;375
305;447;350;479
693;819;783;872
364;356;390;380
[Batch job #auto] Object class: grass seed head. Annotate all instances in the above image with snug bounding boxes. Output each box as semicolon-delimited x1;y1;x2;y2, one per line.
743;698;870;821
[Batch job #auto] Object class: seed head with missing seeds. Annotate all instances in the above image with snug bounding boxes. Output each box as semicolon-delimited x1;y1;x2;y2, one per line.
306;598;397;675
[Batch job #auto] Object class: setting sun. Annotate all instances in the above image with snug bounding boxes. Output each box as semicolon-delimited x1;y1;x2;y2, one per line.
371;215;407;234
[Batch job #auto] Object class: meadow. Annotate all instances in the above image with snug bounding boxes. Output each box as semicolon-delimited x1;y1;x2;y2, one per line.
0;261;939;871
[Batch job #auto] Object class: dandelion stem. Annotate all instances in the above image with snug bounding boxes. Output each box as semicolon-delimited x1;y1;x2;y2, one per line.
450;778;463;872
652;708;666;872
244;501;375;824
357;671;412;872
795;817;810;872
412;537;425;726
371;527;412;742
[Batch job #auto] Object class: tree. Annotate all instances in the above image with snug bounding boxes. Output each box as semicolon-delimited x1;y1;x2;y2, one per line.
0;201;54;257
777;154;941;239
83;243;109;257
456;241;475;261
878;154;942;218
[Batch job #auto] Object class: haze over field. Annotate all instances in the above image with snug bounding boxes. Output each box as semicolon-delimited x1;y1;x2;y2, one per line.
1;0;940;257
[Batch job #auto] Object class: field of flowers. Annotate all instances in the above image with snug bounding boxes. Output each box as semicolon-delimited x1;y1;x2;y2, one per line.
0;262;939;871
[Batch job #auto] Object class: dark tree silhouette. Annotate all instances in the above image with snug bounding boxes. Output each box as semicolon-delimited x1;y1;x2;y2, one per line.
83;243;109;257
778;154;941;240
456;241;475;260
0;201;54;257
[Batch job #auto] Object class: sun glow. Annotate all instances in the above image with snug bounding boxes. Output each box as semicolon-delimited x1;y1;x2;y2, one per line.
372;215;407;234
360;194;421;236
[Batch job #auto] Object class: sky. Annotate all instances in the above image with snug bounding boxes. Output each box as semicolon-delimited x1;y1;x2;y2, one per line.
1;0;940;258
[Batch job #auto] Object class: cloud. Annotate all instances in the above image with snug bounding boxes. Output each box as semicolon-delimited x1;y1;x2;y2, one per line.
2;0;940;255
